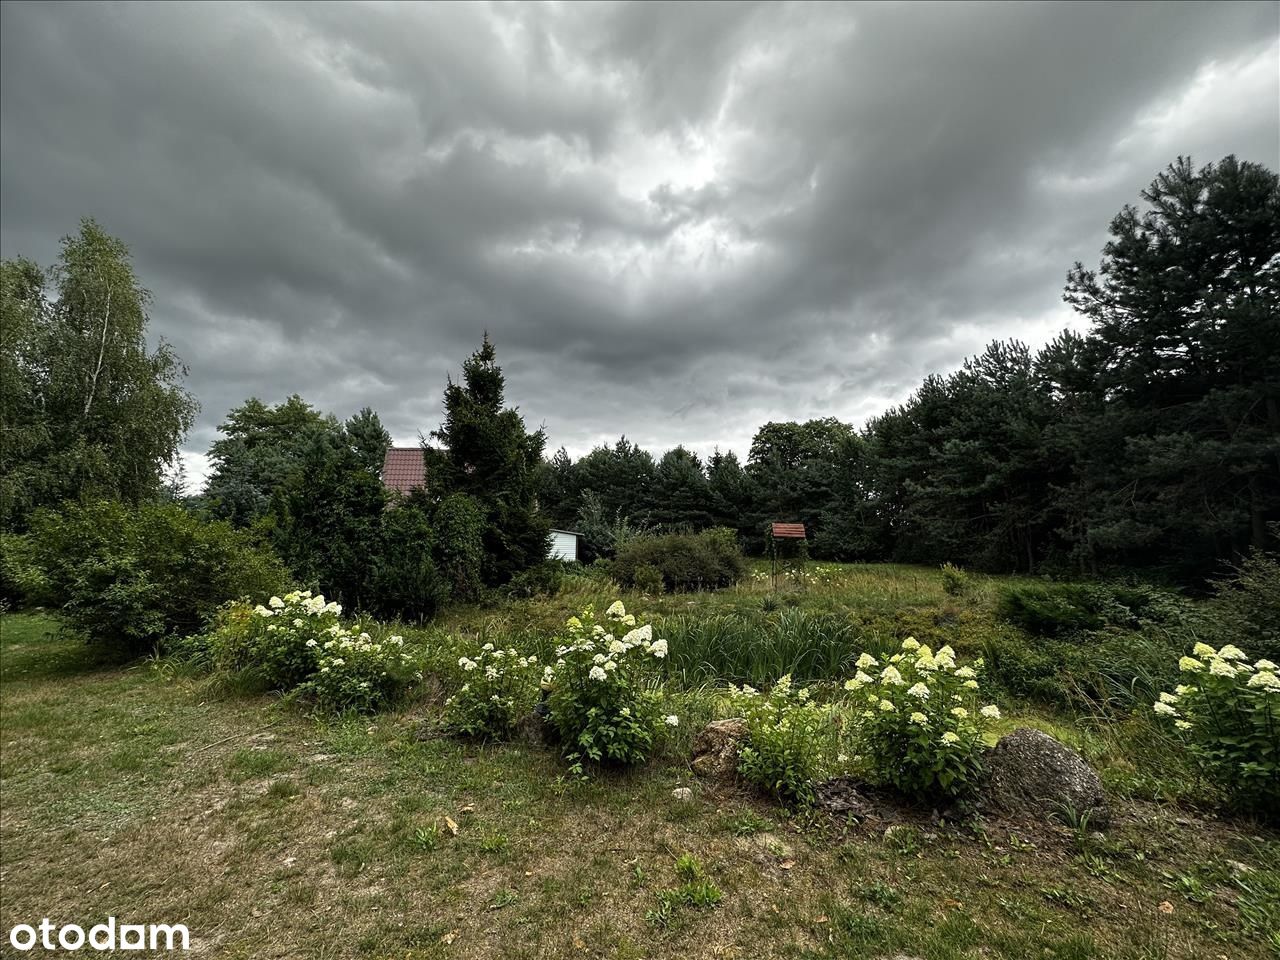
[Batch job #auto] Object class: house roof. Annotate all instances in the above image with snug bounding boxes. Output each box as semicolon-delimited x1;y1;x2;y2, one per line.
550;529;581;537
382;446;426;496
770;521;807;539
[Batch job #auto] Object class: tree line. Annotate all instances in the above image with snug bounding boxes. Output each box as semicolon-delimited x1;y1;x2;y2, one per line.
539;156;1279;582
2;155;1276;600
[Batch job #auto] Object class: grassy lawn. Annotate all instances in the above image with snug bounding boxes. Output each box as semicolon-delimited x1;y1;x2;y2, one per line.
1;565;1277;959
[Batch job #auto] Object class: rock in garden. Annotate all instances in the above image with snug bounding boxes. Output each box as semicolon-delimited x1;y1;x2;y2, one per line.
690;718;748;780
515;709;550;745
981;727;1109;825
671;787;694;802
813;776;870;816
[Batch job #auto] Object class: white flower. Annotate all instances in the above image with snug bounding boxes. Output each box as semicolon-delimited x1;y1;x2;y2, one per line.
566;616;582;629
460;657;478;672
593;653;606;665
621;614;636;626
880;665;905;685
954;666;976;679
1209;658;1238;678
979;705;1001;719
855;653;878;670
588;665;607;681
604;660;617;672
305;638;317;648
1216;644;1247;661
482;643;494;652
606;601;626;619
1246;671;1280;691
331;658;345;668
878;699;896;712
1153;701;1178;716
1193;642;1217;658
907;682;930;700
940;731;960;745
1158;691;1179;704
622;624;652;645
1179;656;1204;673
609;639;626;655
650;638;668;659
664;715;679;727
255;605;274;617
951;706;968;718
1254;659;1278;672
485;666;499;680
901;637;920;652
963;679;979;690
1174;719;1192;731
269;596;284;609
909;711;928;725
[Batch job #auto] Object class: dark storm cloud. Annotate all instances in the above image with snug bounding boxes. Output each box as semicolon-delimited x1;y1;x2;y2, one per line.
2;1;1277;485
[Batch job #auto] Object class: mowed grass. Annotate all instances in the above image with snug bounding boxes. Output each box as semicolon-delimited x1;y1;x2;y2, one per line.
2;565;1278;959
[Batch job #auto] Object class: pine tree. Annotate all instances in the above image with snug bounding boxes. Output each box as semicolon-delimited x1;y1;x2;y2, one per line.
426;335;550;584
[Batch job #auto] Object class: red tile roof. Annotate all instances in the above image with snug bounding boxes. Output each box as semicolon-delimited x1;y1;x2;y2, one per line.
382;446;426;496
770;522;807;539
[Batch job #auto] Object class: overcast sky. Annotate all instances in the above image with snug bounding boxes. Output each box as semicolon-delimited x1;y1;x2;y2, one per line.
2;1;1278;490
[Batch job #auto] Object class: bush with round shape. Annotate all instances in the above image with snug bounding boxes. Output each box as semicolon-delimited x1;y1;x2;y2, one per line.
845;637;999;801
27;500;287;653
730;675;837;805
444;643;540;739
545;601;675;765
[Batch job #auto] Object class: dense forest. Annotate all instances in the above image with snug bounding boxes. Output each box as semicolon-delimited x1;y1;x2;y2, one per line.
2;155;1277;599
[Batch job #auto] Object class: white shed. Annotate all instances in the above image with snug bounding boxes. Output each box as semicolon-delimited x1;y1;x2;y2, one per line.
549;529;581;562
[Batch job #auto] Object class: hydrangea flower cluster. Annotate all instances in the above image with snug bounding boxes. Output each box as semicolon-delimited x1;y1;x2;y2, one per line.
212;591;418;712
843;637;999;800
730;675;837;803
444;643;540;740
544;602;673;765
1154;642;1279;814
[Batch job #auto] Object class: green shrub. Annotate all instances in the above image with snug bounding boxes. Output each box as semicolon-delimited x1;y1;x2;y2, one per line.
545;601;675;765
610;528;745;593
845;638;998;801
28;500;287;653
633;563;664;595
0;532;50;608
994;583;1109;637
433;494;485;602
731;675;836;804
444;643;540;739
995;581;1191;639
505;560;566;600
1153;641;1279;819
939;562;969;597
370;495;448;622
1209;550;1280;661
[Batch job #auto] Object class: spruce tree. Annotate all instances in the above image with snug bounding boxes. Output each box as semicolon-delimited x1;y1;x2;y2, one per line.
426;335;550;584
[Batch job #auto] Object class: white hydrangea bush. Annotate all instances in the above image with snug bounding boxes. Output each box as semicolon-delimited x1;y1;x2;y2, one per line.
730;675;837;804
444;643;540;739
244;590;343;687
544;601;674;765
844;637;999;800
214;591;417;713
1154;642;1279;816
300;625;418;714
